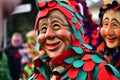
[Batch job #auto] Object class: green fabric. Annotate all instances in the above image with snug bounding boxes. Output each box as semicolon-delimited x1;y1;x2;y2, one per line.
76;69;87;80
71;46;83;54
0;52;12;80
64;56;75;64
24;64;33;77
105;64;120;78
73;59;84;68
27;37;35;44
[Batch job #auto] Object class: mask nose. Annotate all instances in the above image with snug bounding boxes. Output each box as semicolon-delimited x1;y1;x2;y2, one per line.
45;27;55;39
105;26;114;36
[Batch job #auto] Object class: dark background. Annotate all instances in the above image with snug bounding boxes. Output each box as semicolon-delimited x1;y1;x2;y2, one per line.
7;0;37;43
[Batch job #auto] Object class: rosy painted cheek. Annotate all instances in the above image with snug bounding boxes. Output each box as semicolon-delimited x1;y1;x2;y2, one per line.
115;30;120;39
61;31;69;35
37;34;45;44
100;28;106;39
57;30;71;42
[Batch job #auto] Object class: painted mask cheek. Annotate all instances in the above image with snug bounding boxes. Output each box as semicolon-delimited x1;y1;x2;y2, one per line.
100;28;107;42
100;28;105;37
115;29;120;38
59;30;71;44
37;34;45;44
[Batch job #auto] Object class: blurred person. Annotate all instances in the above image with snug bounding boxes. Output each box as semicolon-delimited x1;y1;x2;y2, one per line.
29;0;120;80
0;0;21;50
4;32;28;80
0;0;21;80
97;0;120;72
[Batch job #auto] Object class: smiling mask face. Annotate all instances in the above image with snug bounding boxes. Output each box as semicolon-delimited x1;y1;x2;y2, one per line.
35;0;92;58
100;9;120;48
37;10;71;58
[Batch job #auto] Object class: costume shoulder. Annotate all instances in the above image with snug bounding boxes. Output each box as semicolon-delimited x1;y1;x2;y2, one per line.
61;51;120;80
28;51;120;80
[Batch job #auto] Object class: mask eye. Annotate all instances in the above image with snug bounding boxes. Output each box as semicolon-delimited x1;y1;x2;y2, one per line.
39;24;47;33
102;22;109;28
112;24;117;28
52;22;61;30
111;22;119;28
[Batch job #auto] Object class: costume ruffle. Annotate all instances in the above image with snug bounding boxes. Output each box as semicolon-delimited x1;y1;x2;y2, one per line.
28;49;120;80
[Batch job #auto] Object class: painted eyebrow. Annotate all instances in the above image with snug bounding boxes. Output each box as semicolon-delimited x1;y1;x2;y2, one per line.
111;18;120;25
50;16;66;23
102;17;109;23
39;18;48;24
102;17;120;25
